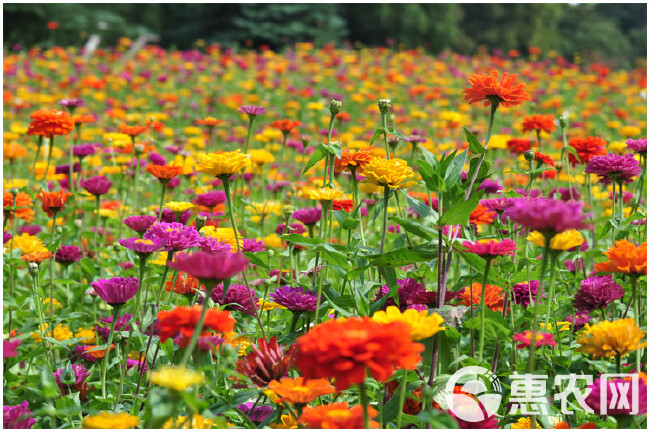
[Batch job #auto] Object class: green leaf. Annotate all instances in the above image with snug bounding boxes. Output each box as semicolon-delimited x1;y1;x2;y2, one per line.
385;126;410;140
391;216;437;241
369;128;385;146
369;242;440;267
401;189;435;220
302;143;328;174
444;150;467;190
323;141;342;158
463;128;487;154
280;233;321;247
438;190;483;226
417;159;439;191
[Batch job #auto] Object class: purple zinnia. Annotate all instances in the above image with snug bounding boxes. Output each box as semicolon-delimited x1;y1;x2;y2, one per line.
270;286;318;311
118;237;167;257
481;197;513;214
73;144;96;158
236;402;273;423
242;238;266;252
148;152;166;166
167;250;248;284
275;222;306;236
96;313;133;341
3;232;12;244
374;278;436;311
143;222;201;251
585;153;641;185
3;401;37;429
194;190;226;209
159;208;192;225
292;206;321;226
53;363;91;395
477;178;503;194
504;198;592;233
55;162;81;175
585;374;647;416
90;277;139;307
572;275;624;312
17;225;42;236
123;215;157;234
626;138;647;154
210;283;259;315
512;281;541;307
198;236;233;254
55;245;83;265
565;311;591;329
237;105;267;117
549;186;581;201
80;175;113;196
59;98;85;109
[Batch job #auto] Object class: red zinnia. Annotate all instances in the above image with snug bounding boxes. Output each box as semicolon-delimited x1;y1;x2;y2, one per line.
295;317;423;390
568;136;607;166
27;109;74;137
522;114;557;134
270;119;302;135
506;138;532;154
156;306;235;343
513;331;557;349
332;199;354;212
462;70;531;108
534;151;555;167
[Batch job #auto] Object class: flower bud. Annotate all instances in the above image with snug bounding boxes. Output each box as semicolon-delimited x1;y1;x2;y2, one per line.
134;144;144;156
282;205;294;220
378;98;392;114
195;215;207;231
28;262;40;277
329;100;342;116
10;187;19;195
55;225;63;234
558;114;569;129
74;219;83;228
555;161;563;173
524;150;535;162
112;242;121;252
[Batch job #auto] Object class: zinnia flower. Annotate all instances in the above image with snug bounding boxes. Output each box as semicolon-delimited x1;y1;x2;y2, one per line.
145;164;183;182
36;190;72;217
372;306;445;340
504;198;592;234
513;331;557;349
462;70;531;108
295;317;423;390
149;366;204;391
195;150;251;178
577;318;646;358
292;206;321;226
118;124;147;137
584;373;647;416
626;138;647;154
90;277;139;307
27;109;74;136
156;306;235;343
507;138;532;154
238;105;267;117
309;187;344;201
267;377;335;405
585;153;641;185
80;176;113;196
334;149;377;173
462;239;516;257
458;283;505;312
512;281;540;307
298;402;380;429
572;276;624;312
165;272;199;295
210;283;259;316
122;215;157;234
374;278;436;311
3;338;21;358
82;412;140;429
167;250;248;284
21;251;54;264
3;401;37;429
236;337;297;387
53;363;91;395
362;157;417;189
143;222;201;251
568;136;607;166
594;240;646;275
3;190;35;222
527;229;584;251
270;286;318;312
270;119;302;135
118;238;167;257
522;114;556;134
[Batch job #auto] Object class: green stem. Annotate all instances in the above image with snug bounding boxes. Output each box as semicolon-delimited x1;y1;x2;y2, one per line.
543;254;558;329
631;276;641;372
157;182;166;221
43;135;55;182
155;251;175;307
528;236;551;373
478;258;493;363
93;195;101;258
101;306;120;399
560;126;574;200
33;272;54;373
132;152;141;216
179;284;212;366
30;135;44;181
631;155;646;214
396;369;408;429
381;113;390;159
465;101;498;200
379;186;390;254
359;381;370;429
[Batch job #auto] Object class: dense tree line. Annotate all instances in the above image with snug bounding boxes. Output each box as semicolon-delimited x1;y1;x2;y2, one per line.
3;3;646;65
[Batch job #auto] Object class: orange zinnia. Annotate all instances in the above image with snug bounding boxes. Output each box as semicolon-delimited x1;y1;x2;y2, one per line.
156;306;235;343
295;317;423;390
118;124;148;137
568;136;607;166
594;240;647;275
469;204;497;226
522;114;557;134
36;190;72;217
3;190;35;222
458;283;505;312
165;272;199;295
145;164;184;181
334;148;377;174
21;251;54;264
73;114;96;125
270;119;302;134
196;117;224;127
462;70;531;108
506;138;533;154
299;402;380;429
83;344;115;359
267;377;335;405
26;109;74;137
3;143;27;161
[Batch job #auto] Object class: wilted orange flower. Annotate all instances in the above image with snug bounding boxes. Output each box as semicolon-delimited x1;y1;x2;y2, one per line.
156;306;235;343
522;114;557;134
469;204;496;226
73;114;96;125
594;240;646;275
270;119;302;134
267;377;335;405
21;251;54;264
145;164;184;181
295;317;423;390
36;190;72;217
3;143;27;161
334;148;377;173
462;70;531;108
196;117;224;127
3;190;35;222
27;109;74;137
458;283;505;312
165;272;199;295
118;124;148;137
568;136;608;166
506;138;532;154
299;402;380;429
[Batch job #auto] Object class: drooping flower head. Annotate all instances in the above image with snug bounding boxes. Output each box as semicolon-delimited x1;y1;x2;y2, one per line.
296;317;423;390
577;318;646;358
270;286;318;312
572;276;624;312
143;222;201;252
80;176;113;196
195;150;251;178
362;157;417;189
568;136;607;166
167;250;248;285
90;277;139;307
594;240;647;275
585;153;641;185
462;70;531;108
504;198;592;235
236;337;297;387
27;109;74;136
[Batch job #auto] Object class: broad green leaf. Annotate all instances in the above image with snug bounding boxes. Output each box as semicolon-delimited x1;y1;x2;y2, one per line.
302;143;328;174
391;216;437;241
464;127;487;154
438;190;483;226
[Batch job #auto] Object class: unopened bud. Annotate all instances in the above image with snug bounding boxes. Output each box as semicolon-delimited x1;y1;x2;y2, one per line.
28;262;40;277
112;242;121;252
524;150;535;162
195;215;207;231
10;187;19;195
378;98;392;114
329;100;342;115
55;225;63;234
134;144;144;156
558;114;568;129
282;205;294;220
555;161;563;173
74;219;83;228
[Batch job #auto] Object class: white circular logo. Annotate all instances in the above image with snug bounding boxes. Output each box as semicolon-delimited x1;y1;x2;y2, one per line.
444;366;502;422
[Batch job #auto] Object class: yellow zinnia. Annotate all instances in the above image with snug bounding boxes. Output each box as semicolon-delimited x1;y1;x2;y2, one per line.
195;150;251;178
149;366;204;392
164;201;194;213
510;417;541;429
527;229;583;251
577;318;646;358
362;157;417;189
75;328;97;344
308;187;344;201
83;412;140;429
162;414;213;429
249;149;275;166
6;233;47;255
31;323;73;343
372;306;445;340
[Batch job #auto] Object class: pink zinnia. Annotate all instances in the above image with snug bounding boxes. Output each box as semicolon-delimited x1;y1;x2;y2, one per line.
513;331;557;349
504;198;592;233
167;250;248;284
462;239;517;257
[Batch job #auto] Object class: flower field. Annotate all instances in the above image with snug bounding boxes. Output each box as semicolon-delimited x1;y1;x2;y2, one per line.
2;41;648;429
